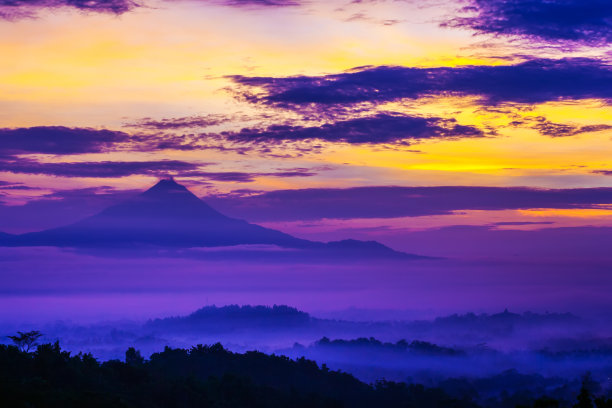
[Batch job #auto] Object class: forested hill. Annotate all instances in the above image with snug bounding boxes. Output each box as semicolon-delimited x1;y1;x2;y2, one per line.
0;342;475;408
1;342;610;408
145;304;311;332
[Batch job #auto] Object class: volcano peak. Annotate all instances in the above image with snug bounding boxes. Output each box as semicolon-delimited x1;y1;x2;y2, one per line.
140;177;200;201
1;179;417;258
147;177;185;192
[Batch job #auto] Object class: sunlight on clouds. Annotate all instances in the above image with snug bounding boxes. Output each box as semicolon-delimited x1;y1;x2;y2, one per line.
518;207;612;219
259;208;612;241
319;123;611;187
0;0;610;206
0;0;505;128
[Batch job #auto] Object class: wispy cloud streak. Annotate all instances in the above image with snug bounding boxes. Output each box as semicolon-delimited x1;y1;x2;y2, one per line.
0;0;138;19
229;58;612;108
208;186;612;221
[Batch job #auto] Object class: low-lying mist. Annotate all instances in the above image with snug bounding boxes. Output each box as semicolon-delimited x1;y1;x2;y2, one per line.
3;303;612;405
2;247;612;406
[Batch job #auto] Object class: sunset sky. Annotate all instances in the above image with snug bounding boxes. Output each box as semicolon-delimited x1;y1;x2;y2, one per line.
0;0;611;240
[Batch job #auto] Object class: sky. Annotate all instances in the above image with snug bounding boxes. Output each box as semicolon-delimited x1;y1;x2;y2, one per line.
0;0;610;221
0;0;611;320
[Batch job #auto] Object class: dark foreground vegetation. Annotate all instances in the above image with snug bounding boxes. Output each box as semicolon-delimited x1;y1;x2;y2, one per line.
1;342;611;408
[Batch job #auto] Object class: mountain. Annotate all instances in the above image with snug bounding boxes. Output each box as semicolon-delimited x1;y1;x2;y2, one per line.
3;179;307;248
0;179;420;258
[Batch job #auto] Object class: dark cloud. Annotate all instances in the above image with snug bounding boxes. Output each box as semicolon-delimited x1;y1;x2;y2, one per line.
533;123;612;137
508;117;612;137
0;181;39;190
0;0;299;20
0;156;317;181
124;115;231;130
492;221;554;226
0;126;130;155
442;0;612;46
83;131;303;158
228;58;612;108
217;0;300;7
0;0;138;19
183;168;316;182
219;113;484;144
122;113;484;150
264;169;317;178
0;158;199;178
593;170;612;176
206;186;612;221
183;171;262;183
0;126;248;162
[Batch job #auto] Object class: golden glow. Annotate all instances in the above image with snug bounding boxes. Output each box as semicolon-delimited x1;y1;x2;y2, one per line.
260;207;612;236
0;0;507;128
0;0;610;214
519;207;612;219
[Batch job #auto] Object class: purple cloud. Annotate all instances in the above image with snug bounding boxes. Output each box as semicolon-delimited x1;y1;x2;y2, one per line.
0;0;299;19
0;159;199;178
0;181;39;190
206;186;612;221
228;58;612;109
121;113;484;150
182;169;317;182
216;0;300;7
0;0;138;19
442;0;612;47
220;113;485;144
124;115;231;131
0;126;130;155
508;117;612;137
0;156;318;181
2;184;611;235
492;221;555;226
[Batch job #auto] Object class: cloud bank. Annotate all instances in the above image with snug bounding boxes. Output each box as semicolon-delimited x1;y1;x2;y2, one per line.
221;113;485;144
207;186;612;221
229;58;612;109
0;159;199;178
0;126;130;155
443;0;612;47
0;0;299;19
0;0;138;19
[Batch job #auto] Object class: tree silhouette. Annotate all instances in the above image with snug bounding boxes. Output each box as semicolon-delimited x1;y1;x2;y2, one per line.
126;347;144;366
0;341;478;408
594;397;612;408
534;397;560;408
7;330;43;352
574;373;595;408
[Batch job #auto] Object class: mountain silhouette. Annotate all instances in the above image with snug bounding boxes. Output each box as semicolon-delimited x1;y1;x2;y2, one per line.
0;179;421;258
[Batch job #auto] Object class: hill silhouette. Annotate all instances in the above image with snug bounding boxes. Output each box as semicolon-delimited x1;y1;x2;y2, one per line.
0;342;483;408
146;305;311;332
1;341;605;408
0;179;420;258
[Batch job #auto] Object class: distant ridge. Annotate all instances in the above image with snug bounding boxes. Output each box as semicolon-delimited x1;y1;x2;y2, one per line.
143;304;583;337
0;179;423;259
146;305;312;332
